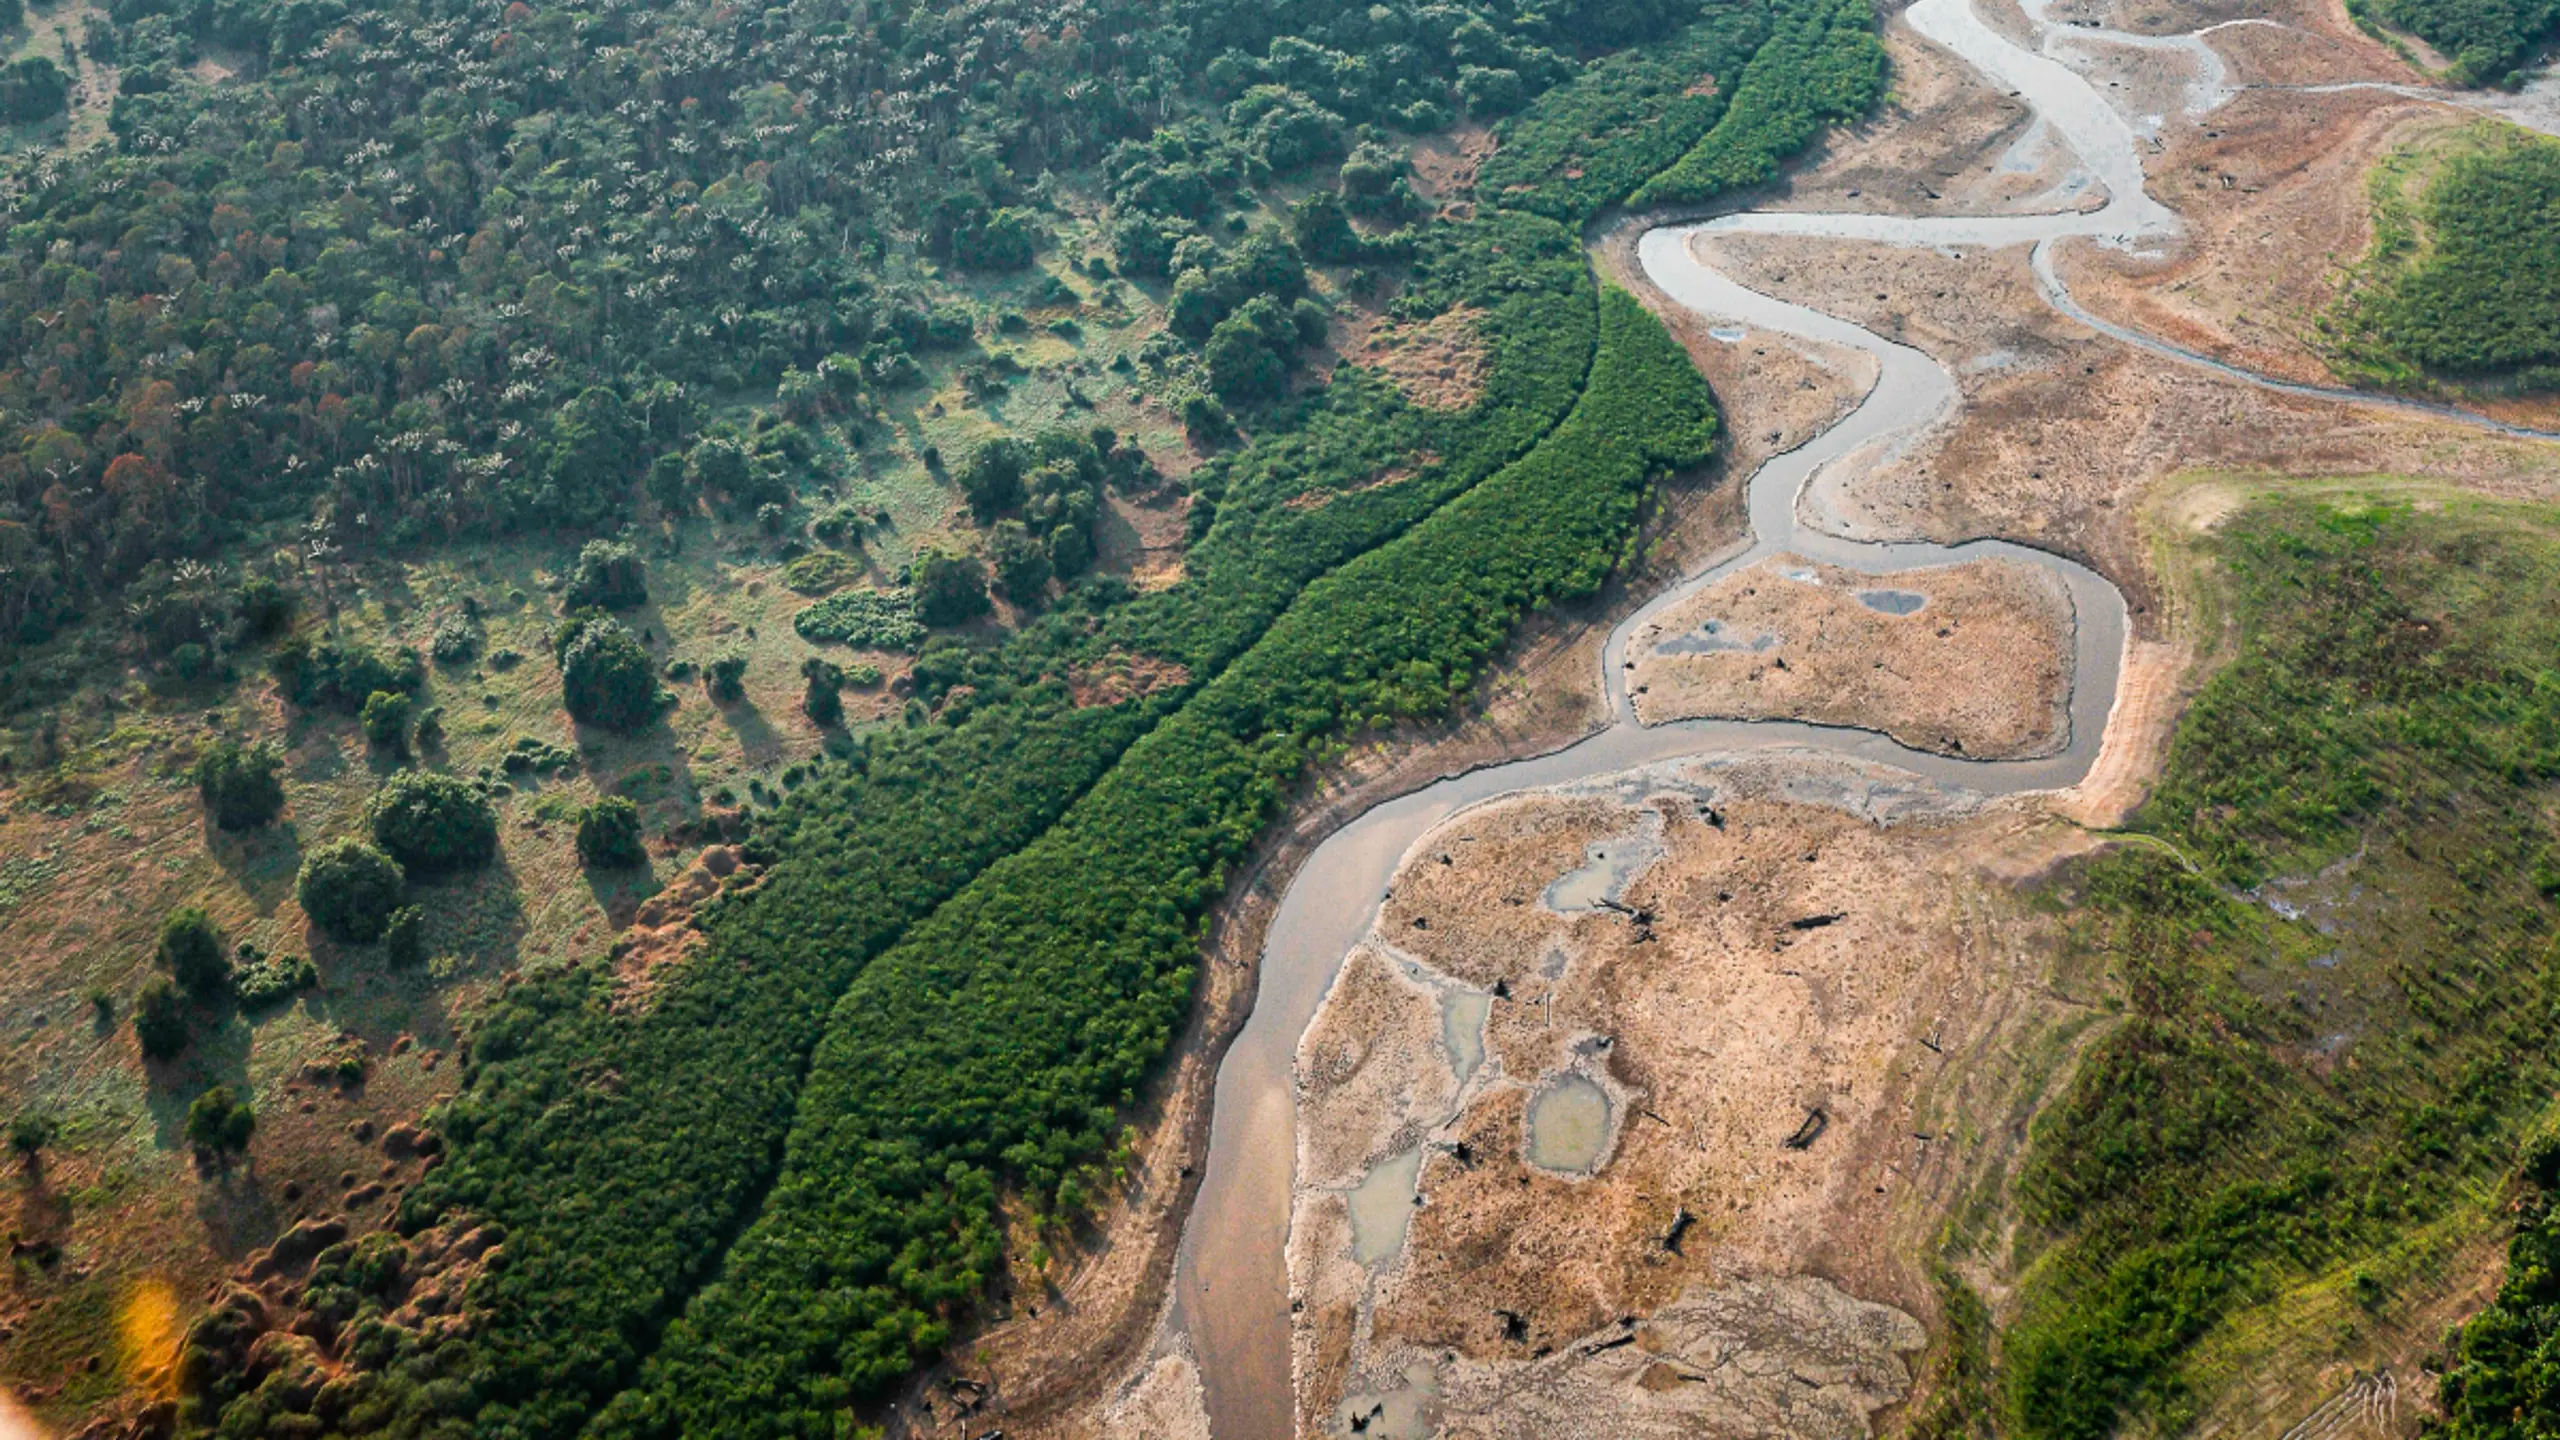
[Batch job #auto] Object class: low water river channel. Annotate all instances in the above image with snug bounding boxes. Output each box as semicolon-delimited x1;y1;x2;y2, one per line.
1165;0;2560;1432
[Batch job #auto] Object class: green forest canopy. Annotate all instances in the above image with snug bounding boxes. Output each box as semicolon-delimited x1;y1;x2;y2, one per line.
2324;125;2560;393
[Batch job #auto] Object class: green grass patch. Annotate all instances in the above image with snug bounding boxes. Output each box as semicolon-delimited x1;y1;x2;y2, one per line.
2002;493;2560;1439
2320;123;2560;394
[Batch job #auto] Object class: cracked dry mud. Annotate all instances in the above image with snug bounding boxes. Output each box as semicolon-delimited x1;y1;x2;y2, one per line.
1625;553;2074;758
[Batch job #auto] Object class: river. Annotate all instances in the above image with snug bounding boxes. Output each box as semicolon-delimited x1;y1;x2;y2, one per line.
1167;0;2556;1434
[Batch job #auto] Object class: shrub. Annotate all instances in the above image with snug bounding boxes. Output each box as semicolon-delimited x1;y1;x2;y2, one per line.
367;770;499;875
232;949;317;1008
273;638;425;712
153;908;229;998
383;905;426;967
431;616;479;663
557;614;668;732
361;690;412;753
8;1112;53;1157
184;1085;256;1155
564;541;649;610
194;739;285;830
800;658;845;726
576;797;649;868
707;652;749;704
913;551;991;628
133;977;189;1060
793;589;926;650
783;550;862;594
296;839;406;943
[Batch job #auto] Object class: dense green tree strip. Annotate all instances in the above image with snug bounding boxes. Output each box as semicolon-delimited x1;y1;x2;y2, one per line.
605;288;1717;1436
1475;4;1773;222
2323;127;2560;392
1105;212;1595;673
2365;0;2558;84
1628;0;1885;208
1998;498;2560;1439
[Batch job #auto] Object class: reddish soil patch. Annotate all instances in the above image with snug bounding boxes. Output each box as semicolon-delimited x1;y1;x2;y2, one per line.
1067;651;1193;709
1283;455;1436;511
1353;308;1490;411
1409;125;1496;213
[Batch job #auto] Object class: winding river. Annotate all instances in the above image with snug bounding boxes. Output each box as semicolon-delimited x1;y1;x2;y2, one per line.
1166;1;2560;1435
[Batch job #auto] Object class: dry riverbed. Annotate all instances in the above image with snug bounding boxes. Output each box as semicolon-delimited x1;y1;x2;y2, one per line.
1625;553;2074;758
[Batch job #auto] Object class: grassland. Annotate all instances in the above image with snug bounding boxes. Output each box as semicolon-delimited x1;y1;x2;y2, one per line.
1974;483;2560;1439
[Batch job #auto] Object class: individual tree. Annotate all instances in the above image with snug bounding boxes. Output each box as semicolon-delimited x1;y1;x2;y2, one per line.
564;540;648;611
367;770;498;875
184;1086;257;1158
0;56;66;123
1181;394;1236;447
706;651;749;704
133;977;189;1060
914;550;992;628
156;907;231;996
959;437;1028;521
686;435;754;504
361;690;413;754
194;739;285;830
556;614;667;732
800;658;845;726
9;1112;55;1161
989;521;1052;605
575;797;649;868
296;838;406;943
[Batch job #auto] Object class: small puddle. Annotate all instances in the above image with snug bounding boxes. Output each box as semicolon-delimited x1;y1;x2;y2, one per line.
1654;617;1781;654
1345;1147;1424;1266
1542;824;1664;913
1856;588;1927;616
1526;1074;1612;1174
1335;1357;1439;1438
1441;990;1492;1085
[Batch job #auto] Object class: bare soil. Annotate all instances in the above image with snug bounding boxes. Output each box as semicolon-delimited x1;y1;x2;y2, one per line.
1627;553;2075;758
1286;757;2093;1437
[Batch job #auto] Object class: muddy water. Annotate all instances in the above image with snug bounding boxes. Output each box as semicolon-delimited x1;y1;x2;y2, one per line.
1524;1074;1613;1173
1169;0;2555;1434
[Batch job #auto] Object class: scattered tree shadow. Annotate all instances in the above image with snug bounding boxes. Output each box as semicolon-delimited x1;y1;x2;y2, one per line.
203;818;304;915
713;697;786;769
582;858;665;929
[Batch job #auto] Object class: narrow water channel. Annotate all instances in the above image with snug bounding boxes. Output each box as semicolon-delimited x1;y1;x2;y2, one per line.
1167;1;2556;1433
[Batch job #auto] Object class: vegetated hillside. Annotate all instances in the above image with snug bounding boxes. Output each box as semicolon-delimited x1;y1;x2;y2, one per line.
157;1;1888;1438
2321;123;2560;395
1939;494;2560;1440
2362;0;2557;84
